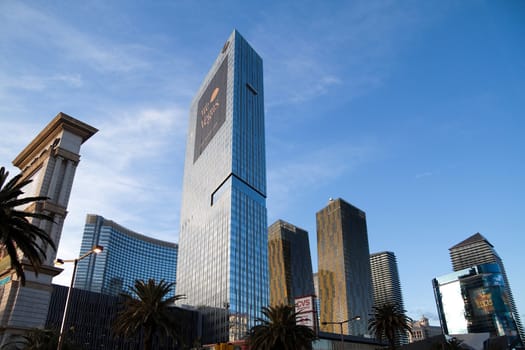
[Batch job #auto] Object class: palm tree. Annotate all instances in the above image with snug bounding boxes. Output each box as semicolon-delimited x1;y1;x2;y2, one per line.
0;166;55;285
247;304;317;350
368;302;412;350
112;279;186;350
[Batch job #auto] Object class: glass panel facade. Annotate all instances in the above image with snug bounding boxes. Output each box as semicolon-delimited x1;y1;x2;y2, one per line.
268;220;315;306
449;233;524;341
317;198;373;337
176;30;268;343
433;263;521;345
74;214;178;297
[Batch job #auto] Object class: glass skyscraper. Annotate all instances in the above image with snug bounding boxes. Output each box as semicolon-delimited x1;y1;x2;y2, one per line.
268;220;315;306
433;263;521;346
316;198;373;337
74;214;178;297
449;233;523;342
176;30;268;343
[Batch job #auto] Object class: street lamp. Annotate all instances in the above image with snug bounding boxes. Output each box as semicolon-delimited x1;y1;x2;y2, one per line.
55;245;104;350
322;315;361;350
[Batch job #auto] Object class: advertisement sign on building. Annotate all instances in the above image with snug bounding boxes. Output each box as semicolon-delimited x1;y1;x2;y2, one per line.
295;295;316;331
194;57;228;162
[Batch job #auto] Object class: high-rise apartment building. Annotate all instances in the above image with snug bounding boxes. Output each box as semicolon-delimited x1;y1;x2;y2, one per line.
449;233;523;341
369;251;404;308
74;214;178;297
370;251;408;345
0;113;96;344
176;30;268;343
268;220;315;306
317;198;373;336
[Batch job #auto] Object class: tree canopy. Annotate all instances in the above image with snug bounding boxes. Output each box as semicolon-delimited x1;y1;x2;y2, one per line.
113;279;185;350
247;304;317;350
368;302;412;350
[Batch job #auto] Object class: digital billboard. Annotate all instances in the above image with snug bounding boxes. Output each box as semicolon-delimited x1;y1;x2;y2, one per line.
194;56;228;162
469;286;511;317
471;287;495;316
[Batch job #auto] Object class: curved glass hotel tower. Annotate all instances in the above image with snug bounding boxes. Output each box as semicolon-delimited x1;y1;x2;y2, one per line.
176;30;268;343
74;214;178;297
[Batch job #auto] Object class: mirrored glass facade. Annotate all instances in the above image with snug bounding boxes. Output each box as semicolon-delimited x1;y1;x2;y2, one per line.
176;30;268;343
433;263;522;346
268;220;315;306
449;232;524;341
317;198;373;337
74;214;178;297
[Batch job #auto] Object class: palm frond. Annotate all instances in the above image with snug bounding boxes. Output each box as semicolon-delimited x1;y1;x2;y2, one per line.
113;279;185;350
368;302;412;350
248;304;317;350
0;166;55;285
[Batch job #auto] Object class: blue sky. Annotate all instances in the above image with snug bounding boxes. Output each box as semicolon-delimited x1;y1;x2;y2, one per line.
1;1;524;325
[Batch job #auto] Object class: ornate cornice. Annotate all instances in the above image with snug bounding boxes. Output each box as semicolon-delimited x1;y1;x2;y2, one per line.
12;112;97;171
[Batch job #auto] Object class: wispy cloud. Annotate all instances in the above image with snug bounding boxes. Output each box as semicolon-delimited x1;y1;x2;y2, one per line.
0;118;46;172
251;1;426;109
0;2;149;73
87;106;187;170
415;172;433;179
0;3;194;275
43;104;187;286
267;140;376;218
0;73;84;92
406;308;440;324
287;75;342;104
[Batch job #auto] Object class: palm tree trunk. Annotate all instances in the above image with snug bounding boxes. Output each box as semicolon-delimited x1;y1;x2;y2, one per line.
144;328;153;350
388;335;396;350
387;334;396;350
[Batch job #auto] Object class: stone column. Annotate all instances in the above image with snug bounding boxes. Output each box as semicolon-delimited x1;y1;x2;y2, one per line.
0;113;97;344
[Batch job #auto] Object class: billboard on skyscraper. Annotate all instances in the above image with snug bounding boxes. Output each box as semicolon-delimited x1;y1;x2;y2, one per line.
177;30;268;343
194;56;228;162
295;295;316;331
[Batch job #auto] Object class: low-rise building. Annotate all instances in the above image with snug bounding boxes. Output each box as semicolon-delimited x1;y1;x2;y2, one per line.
409;316;442;343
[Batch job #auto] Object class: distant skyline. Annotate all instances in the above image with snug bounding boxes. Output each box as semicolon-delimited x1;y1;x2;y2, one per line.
1;1;524;325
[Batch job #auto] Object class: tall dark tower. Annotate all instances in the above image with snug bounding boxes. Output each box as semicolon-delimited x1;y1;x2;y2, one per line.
268;220;315;306
317;198;373;336
449;233;523;342
176;30;268;343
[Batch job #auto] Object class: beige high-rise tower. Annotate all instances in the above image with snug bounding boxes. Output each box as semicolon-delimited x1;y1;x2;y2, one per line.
0;113;97;343
268;220;315;306
317;198;373;337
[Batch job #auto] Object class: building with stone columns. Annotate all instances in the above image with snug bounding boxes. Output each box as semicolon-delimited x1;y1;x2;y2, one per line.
0;113;96;344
